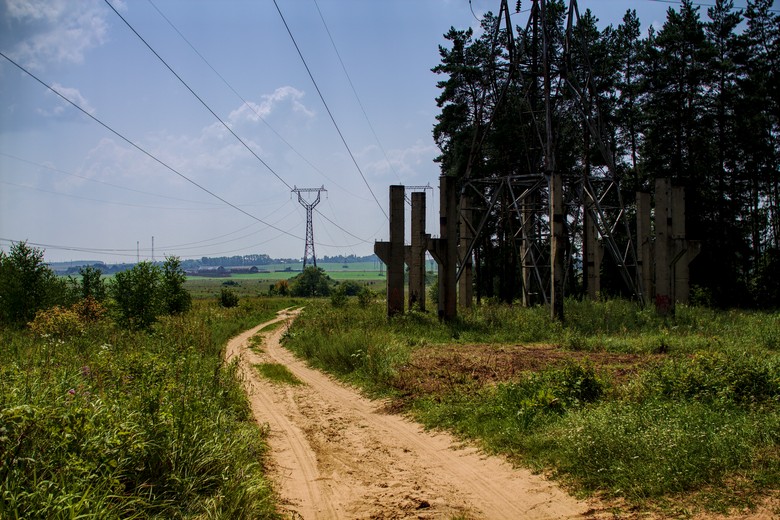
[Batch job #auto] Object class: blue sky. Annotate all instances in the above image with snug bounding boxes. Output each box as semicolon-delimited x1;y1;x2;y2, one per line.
0;0;677;263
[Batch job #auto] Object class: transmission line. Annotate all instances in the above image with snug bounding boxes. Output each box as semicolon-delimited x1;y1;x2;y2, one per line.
272;0;389;220
145;0;370;200
103;0;294;191
0;151;221;206
313;0;402;185
0;50;303;241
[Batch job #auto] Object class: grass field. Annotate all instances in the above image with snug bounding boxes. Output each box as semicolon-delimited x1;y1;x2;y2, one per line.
282;298;780;517
1;297;299;519
185;262;393;298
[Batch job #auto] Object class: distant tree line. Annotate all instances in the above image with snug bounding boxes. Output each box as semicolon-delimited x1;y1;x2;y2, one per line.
52;254;381;275
433;0;780;307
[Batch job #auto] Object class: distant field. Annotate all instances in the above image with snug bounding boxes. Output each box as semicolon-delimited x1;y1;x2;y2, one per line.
185;262;392;298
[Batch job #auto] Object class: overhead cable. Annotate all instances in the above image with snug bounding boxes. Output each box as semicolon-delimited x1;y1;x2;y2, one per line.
313;0;402;185
145;0;369;200
103;0;294;191
0;151;220;206
0;50;303;241
272;0;389;220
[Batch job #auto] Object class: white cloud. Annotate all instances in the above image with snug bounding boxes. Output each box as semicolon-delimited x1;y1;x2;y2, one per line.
361;141;439;181
5;0;110;70
228;86;315;124
38;83;96;117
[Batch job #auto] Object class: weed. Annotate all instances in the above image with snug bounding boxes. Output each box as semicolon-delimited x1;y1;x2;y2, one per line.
0;297;292;518
254;363;302;385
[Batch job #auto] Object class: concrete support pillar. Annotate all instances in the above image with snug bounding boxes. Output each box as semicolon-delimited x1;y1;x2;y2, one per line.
654;178;672;315
458;194;474;309
428;176;458;321
670;187;701;305
374;185;405;317
406;192;428;311
550;171;565;320
584;205;601;300
636;191;653;305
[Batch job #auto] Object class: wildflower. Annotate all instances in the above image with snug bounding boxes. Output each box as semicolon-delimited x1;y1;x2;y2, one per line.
67;388;76;395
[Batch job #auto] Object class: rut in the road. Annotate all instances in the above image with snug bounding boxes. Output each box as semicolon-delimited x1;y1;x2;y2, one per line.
226;308;595;520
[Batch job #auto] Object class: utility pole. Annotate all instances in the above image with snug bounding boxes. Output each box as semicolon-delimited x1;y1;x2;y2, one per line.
292;186;327;268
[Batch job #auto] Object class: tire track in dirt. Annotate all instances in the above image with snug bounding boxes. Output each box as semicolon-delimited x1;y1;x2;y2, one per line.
226;308;596;519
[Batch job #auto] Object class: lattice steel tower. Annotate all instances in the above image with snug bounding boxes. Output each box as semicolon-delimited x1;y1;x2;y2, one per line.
454;0;644;320
292;186;327;268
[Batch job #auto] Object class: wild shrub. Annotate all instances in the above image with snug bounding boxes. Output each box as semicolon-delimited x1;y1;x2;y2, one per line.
0;241;70;326
635;350;779;404
77;265;106;302
161;256;191;315
28;305;84;338
220;287;240;308
330;285;348;307
357;286;374;308
290;266;333;297
268;279;290;296
71;296;107;323
110;261;162;330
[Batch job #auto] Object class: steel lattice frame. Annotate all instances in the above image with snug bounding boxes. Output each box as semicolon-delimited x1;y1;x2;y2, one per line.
292;186;327;268
455;0;645;308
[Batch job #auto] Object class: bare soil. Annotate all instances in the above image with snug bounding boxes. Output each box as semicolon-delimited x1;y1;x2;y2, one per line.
226;308;599;519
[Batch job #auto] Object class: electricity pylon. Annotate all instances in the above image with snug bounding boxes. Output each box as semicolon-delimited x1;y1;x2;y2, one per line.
292;186;327;268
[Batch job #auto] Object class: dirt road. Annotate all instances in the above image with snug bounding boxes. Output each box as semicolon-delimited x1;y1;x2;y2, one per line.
226;308;596;519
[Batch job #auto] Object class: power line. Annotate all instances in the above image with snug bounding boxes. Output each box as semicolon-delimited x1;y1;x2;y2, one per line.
313;0;402;185
1;180;229;211
314;208;372;245
0;50;303;241
0;151;221;206
272;0;389;221
145;0;370;201
103;0;294;191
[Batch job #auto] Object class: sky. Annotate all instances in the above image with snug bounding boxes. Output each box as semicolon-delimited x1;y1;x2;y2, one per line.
0;0;681;264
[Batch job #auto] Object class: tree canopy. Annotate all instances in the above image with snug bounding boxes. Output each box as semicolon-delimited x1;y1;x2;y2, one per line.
433;0;780;307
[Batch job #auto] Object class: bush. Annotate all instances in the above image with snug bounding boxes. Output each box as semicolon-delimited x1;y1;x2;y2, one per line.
331;285;348;308
268;279;290;296
110;262;162;330
109;257;192;330
357;287;374;308
290;267;333;297
161;256;191;315
78;265;106;302
220;288;240;308
28;305;84;338
339;280;363;296
0;241;70;326
636;350;779;404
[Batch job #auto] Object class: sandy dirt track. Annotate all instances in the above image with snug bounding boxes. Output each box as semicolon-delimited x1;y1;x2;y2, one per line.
225;308;597;519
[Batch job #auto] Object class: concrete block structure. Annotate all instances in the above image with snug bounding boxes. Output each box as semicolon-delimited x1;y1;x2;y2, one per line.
405;192;429;311
428;175;458;321
374;185;405;317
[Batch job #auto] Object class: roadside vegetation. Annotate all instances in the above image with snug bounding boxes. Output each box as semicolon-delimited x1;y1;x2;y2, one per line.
1;242;296;519
283;298;780;516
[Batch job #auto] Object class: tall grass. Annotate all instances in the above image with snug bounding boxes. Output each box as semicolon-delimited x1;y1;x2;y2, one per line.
283;298;780;511
0;297;293;519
